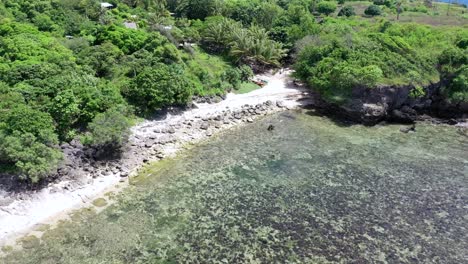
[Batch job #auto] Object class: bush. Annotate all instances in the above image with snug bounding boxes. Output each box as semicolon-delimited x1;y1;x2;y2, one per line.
0;105;62;182
317;2;337;16
338;6;356;17
373;0;394;7
124;65;194;113
444;66;468;102
222;68;242;90
365;5;382;16
239;65;254;82
85;106;132;151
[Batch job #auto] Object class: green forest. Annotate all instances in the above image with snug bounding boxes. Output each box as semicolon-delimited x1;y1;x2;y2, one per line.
0;0;467;183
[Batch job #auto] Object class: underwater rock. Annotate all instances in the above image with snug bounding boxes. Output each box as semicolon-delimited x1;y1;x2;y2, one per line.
400;124;416;133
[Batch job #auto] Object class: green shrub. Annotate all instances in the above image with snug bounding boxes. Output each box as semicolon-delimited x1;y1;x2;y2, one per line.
365;5;382;16
444;66;468;102
222;68;242;90
0;105;62;182
124;65;194;113
338;6;356;17
317;2;337;16
84;106;132;151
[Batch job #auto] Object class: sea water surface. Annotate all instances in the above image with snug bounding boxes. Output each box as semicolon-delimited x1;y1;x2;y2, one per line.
3;111;468;263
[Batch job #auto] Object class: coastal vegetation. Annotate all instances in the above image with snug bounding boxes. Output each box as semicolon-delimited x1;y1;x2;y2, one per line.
0;0;467;183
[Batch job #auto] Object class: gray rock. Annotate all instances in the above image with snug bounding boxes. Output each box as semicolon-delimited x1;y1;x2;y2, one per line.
276;101;285;108
200;123;209;130
400;125;416;133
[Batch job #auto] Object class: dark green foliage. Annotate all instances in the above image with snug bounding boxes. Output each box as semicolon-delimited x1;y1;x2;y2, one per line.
201;18;285;66
0;0;466;183
124;65;194;113
373;0;394;7
338;6;356;17
84;106;132;151
176;0;216;20
0;104;62;183
445;66;468;102
239;65;254;82
317;2;337;16
222;68;242;90
365;5;382;16
78;42;123;78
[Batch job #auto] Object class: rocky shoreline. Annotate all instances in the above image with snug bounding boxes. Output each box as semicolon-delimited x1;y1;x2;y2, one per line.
2;69;467;247
311;81;468;126
0;70;310;246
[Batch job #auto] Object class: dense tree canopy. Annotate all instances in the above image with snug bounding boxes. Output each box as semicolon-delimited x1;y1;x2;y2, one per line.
124;65;194;113
0;0;466;183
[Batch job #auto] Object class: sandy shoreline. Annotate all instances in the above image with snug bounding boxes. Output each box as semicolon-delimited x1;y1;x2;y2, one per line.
0;70;311;248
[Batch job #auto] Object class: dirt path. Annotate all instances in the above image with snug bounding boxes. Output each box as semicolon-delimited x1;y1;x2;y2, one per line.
0;69;311;247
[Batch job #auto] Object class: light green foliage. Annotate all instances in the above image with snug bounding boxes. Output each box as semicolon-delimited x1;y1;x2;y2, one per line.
95;25;150;54
294;19;463;102
234;82;261;94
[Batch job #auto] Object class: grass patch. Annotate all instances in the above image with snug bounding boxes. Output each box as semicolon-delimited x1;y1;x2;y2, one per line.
234;82;261;94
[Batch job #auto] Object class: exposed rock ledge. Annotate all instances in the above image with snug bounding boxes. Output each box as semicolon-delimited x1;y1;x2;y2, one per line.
312;82;468;125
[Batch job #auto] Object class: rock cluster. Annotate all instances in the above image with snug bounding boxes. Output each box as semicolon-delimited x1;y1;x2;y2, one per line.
313;82;468;125
0;100;289;197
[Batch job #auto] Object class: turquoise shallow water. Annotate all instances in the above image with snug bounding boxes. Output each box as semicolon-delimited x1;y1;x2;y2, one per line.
3;111;468;263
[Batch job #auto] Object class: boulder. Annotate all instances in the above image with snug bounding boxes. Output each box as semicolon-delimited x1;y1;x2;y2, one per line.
400;124;416;133
276;101;285;108
200;123;209;130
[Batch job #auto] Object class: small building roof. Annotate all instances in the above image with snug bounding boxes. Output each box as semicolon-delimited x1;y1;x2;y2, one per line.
123;21;138;29
101;3;113;8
